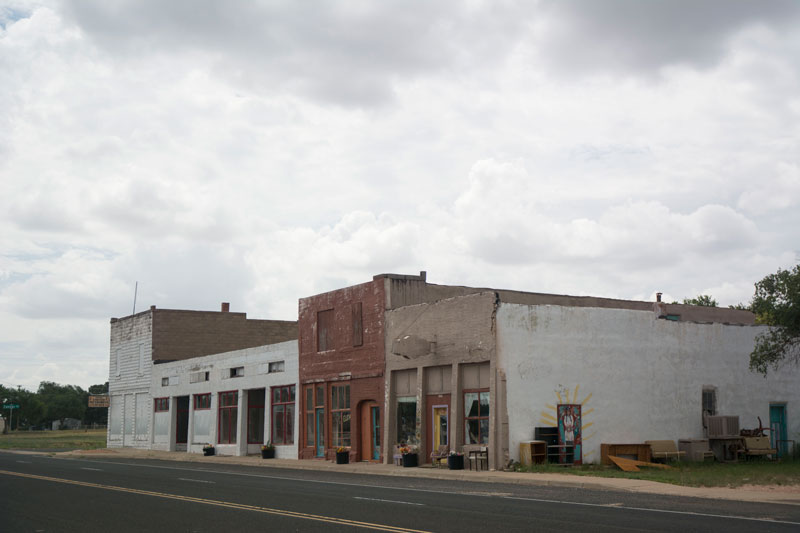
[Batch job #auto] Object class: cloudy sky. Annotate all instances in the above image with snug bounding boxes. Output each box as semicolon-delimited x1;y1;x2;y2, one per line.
1;0;799;392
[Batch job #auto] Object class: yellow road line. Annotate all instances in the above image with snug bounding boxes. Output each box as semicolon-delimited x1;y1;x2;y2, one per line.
0;469;431;533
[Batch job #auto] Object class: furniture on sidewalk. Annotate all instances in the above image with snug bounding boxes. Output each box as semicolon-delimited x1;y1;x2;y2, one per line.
678;438;715;461
645;440;686;462
739;437;777;460
519;440;547;466
600;443;652;465
547;444;576;465
709;437;744;462
466;446;489;471
430;445;449;468
392;445;403;466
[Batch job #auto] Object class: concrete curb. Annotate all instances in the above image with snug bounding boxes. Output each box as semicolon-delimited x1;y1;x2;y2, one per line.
26;448;800;506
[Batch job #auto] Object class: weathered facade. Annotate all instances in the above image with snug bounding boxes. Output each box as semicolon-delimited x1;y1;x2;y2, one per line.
151;340;298;457
108;303;297;449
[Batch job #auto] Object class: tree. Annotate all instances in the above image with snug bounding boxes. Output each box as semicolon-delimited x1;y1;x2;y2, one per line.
682;295;718;307
37;381;87;428
749;264;800;375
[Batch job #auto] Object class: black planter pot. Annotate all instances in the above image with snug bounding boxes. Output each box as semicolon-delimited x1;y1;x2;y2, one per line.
447;455;464;470
336;451;349;464
261;449;275;459
203;448;215;456
402;453;418;468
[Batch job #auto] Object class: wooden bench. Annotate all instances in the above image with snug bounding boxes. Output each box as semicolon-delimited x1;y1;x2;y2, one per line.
740;437;777;459
646;440;686;462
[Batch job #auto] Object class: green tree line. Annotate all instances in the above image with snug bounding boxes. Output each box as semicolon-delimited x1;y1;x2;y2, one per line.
1;381;108;431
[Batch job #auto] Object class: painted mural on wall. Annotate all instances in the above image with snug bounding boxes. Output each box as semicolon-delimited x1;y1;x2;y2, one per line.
557;404;581;465
539;384;594;463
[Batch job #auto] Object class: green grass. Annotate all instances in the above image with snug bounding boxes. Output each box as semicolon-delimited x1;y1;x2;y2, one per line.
516;459;800;487
0;429;107;450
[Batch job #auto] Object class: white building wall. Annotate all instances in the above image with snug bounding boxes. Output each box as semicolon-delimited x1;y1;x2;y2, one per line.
151;340;299;458
497;303;800;464
108;311;153;449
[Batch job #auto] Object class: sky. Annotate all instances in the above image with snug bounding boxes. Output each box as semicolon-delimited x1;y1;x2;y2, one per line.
1;0;799;392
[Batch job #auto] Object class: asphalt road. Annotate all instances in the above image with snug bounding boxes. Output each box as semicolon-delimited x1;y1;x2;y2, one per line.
1;451;798;532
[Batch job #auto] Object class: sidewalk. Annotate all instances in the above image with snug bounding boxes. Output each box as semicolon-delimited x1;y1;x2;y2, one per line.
54;448;800;507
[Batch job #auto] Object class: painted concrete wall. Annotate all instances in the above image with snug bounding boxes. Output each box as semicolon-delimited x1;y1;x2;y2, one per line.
497;303;799;464
150;340;299;458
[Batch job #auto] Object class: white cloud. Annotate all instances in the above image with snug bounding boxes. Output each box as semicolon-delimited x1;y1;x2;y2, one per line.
1;2;798;391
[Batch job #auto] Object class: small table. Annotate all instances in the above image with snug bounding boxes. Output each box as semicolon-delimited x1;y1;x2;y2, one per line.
601;443;652;465
547;444;576;465
468;449;488;471
709;437;744;462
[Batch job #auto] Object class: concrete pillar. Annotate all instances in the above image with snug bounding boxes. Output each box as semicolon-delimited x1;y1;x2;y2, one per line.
187;394;195;453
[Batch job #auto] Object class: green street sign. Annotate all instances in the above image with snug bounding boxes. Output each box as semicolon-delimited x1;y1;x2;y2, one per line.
2;404;19;409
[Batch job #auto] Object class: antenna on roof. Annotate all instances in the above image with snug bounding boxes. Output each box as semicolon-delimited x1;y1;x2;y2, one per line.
132;281;138;316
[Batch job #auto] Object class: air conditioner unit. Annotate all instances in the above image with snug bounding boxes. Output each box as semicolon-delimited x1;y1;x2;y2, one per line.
707;415;739;438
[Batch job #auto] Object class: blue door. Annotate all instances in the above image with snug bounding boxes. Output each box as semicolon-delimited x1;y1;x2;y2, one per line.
371;406;380;461
770;404;787;458
315;408;325;457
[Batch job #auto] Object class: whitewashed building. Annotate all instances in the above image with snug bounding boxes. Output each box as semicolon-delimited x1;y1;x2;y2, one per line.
497;300;798;465
107;303;297;450
151;341;299;457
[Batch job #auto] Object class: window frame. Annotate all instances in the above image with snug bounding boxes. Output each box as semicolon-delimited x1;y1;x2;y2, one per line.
218;390;239;445
268;361;285;374
194;393;211;410
317;309;334;352
463;388;490;445
271;384;296;445
230;366;244;378
154;397;169;412
331;384;351;448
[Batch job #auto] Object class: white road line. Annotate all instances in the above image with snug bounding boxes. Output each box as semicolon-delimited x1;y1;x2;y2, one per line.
502;496;800;526
179;478;215;484
81;467;103;471
55;457;800;526
354;496;424;506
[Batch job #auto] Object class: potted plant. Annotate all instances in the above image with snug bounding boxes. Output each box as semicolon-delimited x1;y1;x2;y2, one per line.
261;441;275;459
335;446;350;464
202;444;215;456
447;450;464;470
400;444;418;468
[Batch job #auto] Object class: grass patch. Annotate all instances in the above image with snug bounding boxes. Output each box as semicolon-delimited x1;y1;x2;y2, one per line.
515;459;800;487
0;429;107;450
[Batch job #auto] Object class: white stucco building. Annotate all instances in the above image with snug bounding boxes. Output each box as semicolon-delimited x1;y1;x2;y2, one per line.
497;302;798;464
151;340;299;457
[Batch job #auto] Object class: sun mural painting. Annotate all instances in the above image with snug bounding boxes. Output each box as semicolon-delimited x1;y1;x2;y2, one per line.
538;385;594;465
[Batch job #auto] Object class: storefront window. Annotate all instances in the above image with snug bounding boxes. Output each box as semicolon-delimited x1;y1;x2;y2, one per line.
331;384;350;447
396;397;417;445
272;385;296;445
464;390;489;444
218;391;238;444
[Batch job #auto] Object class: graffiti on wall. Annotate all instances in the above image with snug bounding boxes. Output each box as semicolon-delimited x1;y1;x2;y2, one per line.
539;384;595;462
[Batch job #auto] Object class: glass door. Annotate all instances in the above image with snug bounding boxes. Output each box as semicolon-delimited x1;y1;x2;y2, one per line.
371;406;381;461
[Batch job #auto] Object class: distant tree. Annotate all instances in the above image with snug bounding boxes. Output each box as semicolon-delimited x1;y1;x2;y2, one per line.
750;264;800;375
37;382;87;428
682;295;718;307
729;303;751;311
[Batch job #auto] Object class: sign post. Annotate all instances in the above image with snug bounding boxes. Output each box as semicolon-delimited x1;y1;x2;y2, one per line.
2;403;20;431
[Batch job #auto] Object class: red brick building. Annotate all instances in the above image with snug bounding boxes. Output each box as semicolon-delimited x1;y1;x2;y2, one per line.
298;277;387;461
